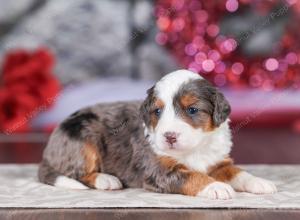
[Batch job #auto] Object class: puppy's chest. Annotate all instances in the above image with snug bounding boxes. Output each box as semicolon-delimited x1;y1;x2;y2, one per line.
177;149;227;173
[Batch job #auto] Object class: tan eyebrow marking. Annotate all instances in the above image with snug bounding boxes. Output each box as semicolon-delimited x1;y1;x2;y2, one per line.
179;93;215;132
180;93;198;108
150;98;165;129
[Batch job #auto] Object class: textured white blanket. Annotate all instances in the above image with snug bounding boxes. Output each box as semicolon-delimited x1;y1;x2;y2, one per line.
0;164;299;209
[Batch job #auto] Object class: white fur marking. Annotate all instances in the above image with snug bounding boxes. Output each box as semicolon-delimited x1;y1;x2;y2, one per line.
155;69;202;104
197;181;236;200
94;173;123;190
54;176;89;190
177;119;232;172
229;171;277;194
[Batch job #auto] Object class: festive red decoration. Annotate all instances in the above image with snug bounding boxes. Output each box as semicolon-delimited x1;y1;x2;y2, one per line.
0;48;60;133
155;0;300;90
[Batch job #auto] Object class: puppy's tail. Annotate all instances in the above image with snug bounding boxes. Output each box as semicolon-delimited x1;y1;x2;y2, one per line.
38;160;89;190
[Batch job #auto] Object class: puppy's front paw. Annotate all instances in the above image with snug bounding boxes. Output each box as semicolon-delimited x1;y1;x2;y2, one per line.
95;173;123;190
243;177;277;194
197;182;236;200
230;172;277;194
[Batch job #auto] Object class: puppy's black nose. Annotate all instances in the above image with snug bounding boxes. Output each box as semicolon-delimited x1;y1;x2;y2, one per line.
164;132;178;145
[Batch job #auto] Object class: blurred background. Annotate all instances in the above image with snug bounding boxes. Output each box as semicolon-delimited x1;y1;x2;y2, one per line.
0;0;299;164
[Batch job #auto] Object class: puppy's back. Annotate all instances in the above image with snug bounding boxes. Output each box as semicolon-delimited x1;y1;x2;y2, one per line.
38;101;144;188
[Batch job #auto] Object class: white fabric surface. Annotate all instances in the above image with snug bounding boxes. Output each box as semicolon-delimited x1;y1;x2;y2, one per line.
0;164;299;209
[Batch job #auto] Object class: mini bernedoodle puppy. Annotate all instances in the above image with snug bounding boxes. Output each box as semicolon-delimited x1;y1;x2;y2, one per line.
39;70;277;199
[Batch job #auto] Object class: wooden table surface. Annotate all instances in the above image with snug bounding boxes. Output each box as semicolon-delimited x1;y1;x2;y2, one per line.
1;208;299;220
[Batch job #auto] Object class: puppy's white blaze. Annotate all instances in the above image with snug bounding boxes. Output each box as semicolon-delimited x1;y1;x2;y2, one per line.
54;176;89;190
155;69;202;102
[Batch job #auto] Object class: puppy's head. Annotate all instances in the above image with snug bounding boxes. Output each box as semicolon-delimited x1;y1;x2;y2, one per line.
140;70;231;155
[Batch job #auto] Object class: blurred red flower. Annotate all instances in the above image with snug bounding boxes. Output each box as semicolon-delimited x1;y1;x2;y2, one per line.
0;48;61;133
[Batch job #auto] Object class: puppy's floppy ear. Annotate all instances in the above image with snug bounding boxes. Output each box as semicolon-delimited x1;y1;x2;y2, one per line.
140;86;155;126
212;90;231;126
194;79;230;126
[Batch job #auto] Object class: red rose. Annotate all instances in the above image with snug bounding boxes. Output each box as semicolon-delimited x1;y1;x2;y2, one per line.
0;47;60;133
3;48;54;86
0;89;31;133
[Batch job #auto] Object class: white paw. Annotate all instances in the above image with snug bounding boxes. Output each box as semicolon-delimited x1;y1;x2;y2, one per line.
95;174;123;190
242;177;277;194
197;182;236;200
230;172;277;194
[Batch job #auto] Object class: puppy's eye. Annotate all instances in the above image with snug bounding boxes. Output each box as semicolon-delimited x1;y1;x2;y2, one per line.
187;107;199;115
154;108;162;117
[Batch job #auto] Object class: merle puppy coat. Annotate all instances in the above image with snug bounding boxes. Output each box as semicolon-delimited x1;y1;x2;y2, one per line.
39;70;276;199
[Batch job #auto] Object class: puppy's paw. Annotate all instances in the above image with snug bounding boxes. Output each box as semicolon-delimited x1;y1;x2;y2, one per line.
95;173;123;190
245;177;277;194
230;171;277;194
197;182;236;200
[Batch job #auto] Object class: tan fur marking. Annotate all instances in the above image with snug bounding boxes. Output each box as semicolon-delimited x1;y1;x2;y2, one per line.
159;156;214;196
208;158;241;182
159;156;187;171
203;116;215;132
181;172;214;196
80;172;98;188
179;93;215;132
180;94;198;108
155;99;164;109
150;98;165;129
81;143;101;174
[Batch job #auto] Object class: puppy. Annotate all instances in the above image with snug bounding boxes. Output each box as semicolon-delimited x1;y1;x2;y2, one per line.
38;69;277;199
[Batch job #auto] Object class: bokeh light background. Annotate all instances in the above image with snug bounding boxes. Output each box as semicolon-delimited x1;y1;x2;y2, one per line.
155;0;300;89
